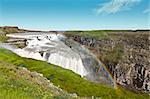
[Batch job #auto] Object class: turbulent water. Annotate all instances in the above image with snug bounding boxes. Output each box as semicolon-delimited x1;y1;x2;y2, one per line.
0;32;115;86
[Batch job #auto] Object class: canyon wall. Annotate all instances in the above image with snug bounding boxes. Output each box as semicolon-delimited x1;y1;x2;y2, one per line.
65;31;150;94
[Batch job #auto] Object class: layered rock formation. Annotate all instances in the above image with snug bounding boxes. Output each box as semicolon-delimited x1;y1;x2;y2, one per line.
66;31;150;94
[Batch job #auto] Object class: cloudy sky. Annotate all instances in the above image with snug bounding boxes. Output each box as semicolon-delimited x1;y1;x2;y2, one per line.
0;0;149;30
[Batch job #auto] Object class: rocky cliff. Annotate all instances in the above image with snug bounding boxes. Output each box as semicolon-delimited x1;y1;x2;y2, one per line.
65;31;150;94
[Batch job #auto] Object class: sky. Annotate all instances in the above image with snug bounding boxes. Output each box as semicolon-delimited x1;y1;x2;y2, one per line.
0;0;149;30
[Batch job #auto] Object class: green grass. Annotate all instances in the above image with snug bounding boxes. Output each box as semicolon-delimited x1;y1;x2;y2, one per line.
0;49;72;99
0;61;53;99
102;45;124;65
0;48;149;99
64;30;142;40
64;31;110;40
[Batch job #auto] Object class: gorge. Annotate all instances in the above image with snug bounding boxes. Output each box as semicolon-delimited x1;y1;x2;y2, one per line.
0;27;149;98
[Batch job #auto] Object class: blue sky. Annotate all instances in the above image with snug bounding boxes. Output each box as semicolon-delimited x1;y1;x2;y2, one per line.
0;0;149;30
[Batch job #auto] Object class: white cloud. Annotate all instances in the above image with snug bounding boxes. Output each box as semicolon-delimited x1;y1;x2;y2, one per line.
143;8;150;14
95;0;141;14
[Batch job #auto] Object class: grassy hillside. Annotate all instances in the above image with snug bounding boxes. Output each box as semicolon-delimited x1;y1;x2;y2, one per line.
0;48;149;99
0;51;74;99
0;63;52;99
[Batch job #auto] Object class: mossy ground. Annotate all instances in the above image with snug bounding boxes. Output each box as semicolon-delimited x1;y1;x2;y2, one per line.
0;48;149;99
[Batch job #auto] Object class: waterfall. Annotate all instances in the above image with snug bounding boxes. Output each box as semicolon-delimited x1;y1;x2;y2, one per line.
1;32;115;87
64;39;115;86
4;32;88;77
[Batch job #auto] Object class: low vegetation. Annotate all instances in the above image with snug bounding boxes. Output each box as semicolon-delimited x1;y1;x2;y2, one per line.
64;30;137;40
0;51;74;99
101;45;124;65
0;48;149;98
64;31;110;40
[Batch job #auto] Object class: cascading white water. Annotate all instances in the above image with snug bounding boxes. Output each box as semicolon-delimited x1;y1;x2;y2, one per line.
4;32;88;77
0;32;115;86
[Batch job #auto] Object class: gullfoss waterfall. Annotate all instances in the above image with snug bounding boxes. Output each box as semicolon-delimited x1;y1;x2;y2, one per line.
0;32;115;87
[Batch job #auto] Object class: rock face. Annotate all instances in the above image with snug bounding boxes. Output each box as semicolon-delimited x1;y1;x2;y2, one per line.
66;31;150;94
2;32;114;86
114;33;150;93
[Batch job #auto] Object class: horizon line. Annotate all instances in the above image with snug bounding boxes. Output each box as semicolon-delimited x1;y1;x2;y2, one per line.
0;26;150;31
